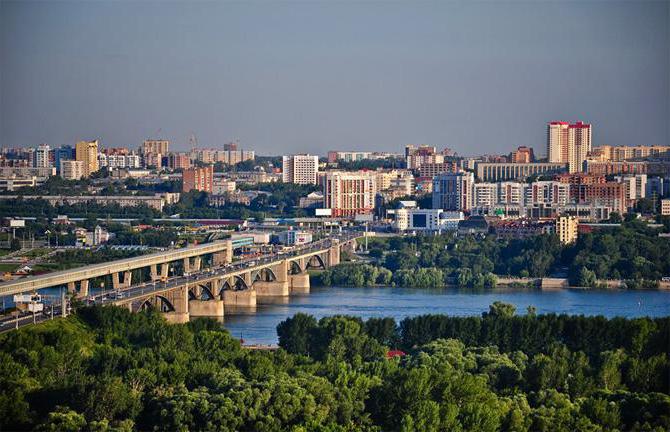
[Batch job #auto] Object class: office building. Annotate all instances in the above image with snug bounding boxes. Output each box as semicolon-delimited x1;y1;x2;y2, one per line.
282;154;319;185
475;162;566;182
75;140;99;177
323;171;377;217
390;208;463;232
547;121;592;173
527;181;570;206
60;160;85;180
432;172;475;211
183;165;214;193
556;215;579;244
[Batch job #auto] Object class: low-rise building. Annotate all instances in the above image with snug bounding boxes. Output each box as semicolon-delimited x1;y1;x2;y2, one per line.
276;230;313;245
389;207;463;232
662;199;670;216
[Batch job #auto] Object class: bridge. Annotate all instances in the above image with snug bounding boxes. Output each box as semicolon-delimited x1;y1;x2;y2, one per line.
0;233;360;327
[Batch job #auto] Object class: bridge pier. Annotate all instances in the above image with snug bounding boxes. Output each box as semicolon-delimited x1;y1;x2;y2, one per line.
163;285;189;324
255;280;289;297
289;274;310;294
223;289;256;307
67;280;90;298
112;271;133;290
329;244;341;266
189;299;224;317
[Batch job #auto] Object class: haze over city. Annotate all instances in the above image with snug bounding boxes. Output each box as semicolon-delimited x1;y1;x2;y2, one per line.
1;0;669;155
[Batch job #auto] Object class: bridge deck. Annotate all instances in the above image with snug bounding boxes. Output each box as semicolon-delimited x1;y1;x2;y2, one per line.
0;241;231;297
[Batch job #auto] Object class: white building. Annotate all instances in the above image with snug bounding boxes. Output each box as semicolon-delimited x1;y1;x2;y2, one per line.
615;174;647;201
391;208;464;232
99;154;142;169
60;160;85;180
277;230;313;245
282;154;319;185
34;144;51;168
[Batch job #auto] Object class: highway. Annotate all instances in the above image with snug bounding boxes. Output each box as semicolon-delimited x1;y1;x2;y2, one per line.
0;233;359;333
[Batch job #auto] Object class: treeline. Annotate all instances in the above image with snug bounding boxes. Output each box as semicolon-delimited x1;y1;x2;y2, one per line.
0;198;160;219
361;219;670;288
0;305;667;431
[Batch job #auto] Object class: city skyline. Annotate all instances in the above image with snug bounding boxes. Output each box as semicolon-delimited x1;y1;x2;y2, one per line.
2;1;669;154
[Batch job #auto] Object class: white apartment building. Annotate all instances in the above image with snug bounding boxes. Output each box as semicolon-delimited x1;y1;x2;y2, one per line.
60;160;85;180
282;154;319;185
526;181;570;206
98;154;142;169
615;174;647;201
547;121;592;173
34;144;51;168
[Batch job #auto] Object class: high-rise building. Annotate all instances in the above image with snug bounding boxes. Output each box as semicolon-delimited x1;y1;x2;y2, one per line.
432;172;475;211
34;144;51;168
183;166;214;193
547;121;592;173
75;140;99;177
323;171;377;217
282;154;319;185
142;139;169;156
54;146;75;173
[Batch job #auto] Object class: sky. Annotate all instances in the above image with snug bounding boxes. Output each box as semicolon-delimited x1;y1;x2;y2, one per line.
1;1;669;156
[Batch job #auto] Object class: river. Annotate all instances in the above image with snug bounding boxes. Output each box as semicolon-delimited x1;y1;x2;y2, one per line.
222;286;670;345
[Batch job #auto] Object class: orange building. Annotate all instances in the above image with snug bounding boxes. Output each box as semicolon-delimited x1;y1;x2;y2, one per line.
183;165;213;193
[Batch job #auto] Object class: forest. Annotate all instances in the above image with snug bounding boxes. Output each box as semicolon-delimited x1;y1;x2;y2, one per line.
0;304;667;431
317;219;670;288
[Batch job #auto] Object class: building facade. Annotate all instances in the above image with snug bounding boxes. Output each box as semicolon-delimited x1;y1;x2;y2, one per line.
183;166;214;193
282;154;319;185
60;160;85;180
432;172;475;211
75;140;99;177
547;121;592;173
323;171;377;217
475;162;566;182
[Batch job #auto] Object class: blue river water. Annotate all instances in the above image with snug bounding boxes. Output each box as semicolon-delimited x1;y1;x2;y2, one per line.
222;286;670;345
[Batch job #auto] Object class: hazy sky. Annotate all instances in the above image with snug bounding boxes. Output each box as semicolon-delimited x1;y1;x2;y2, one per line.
1;1;668;156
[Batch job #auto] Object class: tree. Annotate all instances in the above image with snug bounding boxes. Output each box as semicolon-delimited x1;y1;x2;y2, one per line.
277;313;317;356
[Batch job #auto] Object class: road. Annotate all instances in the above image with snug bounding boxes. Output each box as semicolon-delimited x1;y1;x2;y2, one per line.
0;233;359;333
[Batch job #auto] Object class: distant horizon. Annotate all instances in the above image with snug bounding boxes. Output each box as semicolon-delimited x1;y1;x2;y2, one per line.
2;1;668;155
